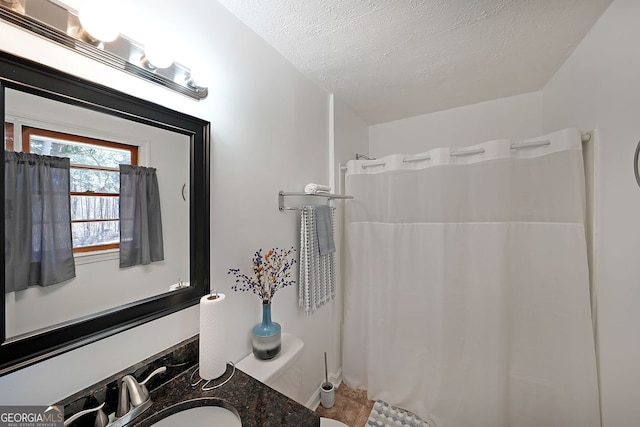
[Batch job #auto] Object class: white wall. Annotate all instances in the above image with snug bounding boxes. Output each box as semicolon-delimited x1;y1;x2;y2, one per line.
334;99;370;165
330;97;369;386
0;0;339;408
541;0;640;425
369;92;542;157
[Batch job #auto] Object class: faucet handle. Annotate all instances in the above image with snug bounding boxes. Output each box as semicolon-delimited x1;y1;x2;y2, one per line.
140;366;167;387
138;366;167;401
63;402;106;427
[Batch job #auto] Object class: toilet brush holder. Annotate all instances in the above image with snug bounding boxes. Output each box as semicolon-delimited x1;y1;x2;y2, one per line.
320;381;335;409
320;351;335;408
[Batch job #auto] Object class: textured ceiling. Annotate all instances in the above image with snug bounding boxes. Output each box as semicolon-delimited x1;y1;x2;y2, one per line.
216;0;613;124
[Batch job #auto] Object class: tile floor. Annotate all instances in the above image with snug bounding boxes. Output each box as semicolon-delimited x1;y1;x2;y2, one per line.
316;383;375;427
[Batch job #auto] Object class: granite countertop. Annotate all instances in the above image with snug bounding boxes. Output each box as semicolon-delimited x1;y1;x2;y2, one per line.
59;336;319;427
130;363;320;427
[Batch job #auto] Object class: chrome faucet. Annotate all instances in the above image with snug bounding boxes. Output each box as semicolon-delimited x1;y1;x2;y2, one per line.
113;367;166;424
63;367;166;427
116;375;147;417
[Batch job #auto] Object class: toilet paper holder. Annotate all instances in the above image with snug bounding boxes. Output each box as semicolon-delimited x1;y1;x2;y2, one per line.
189;361;236;391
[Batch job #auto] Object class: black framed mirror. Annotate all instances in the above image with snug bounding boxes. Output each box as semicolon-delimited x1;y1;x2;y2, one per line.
0;50;210;375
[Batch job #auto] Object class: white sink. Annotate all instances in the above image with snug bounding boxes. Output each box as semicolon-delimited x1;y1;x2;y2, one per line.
150;405;241;427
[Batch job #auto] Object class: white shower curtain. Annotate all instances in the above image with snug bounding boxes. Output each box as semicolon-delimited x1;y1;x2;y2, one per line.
342;128;600;427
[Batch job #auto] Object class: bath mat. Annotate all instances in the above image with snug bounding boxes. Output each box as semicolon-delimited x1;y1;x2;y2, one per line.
366;400;430;427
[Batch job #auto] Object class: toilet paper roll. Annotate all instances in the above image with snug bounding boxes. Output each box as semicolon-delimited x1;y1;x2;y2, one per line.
199;293;227;380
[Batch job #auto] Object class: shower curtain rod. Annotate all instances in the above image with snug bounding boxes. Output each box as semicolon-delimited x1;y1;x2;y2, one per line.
339;131;593;171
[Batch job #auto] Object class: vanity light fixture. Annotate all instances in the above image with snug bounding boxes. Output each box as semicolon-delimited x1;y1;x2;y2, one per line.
0;0;208;100
185;75;200;90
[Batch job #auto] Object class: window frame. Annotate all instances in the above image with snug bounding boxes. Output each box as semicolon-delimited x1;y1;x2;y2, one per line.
4;122;13;150
20;126;138;253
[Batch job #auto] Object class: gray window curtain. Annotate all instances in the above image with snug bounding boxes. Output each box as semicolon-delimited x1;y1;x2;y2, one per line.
5;151;75;293
119;165;164;268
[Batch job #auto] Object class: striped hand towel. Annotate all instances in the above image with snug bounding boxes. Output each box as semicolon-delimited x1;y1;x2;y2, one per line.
299;206;336;315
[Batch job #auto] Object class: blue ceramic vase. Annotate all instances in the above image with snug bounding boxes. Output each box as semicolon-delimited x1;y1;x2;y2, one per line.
252;301;281;359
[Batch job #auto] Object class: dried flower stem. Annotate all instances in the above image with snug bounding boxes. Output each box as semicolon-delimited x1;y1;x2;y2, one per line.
229;247;297;303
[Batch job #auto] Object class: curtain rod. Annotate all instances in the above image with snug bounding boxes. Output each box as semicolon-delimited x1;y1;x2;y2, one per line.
339;131;593;171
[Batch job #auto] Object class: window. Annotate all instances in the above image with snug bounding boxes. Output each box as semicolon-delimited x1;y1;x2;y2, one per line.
21;126;138;252
4;122;13;150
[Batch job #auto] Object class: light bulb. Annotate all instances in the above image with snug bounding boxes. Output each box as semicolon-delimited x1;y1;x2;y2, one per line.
78;1;119;42
143;42;174;69
188;67;210;88
185;59;211;88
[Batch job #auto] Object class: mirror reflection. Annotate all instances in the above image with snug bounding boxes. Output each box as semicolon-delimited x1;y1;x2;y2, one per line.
4;88;190;339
